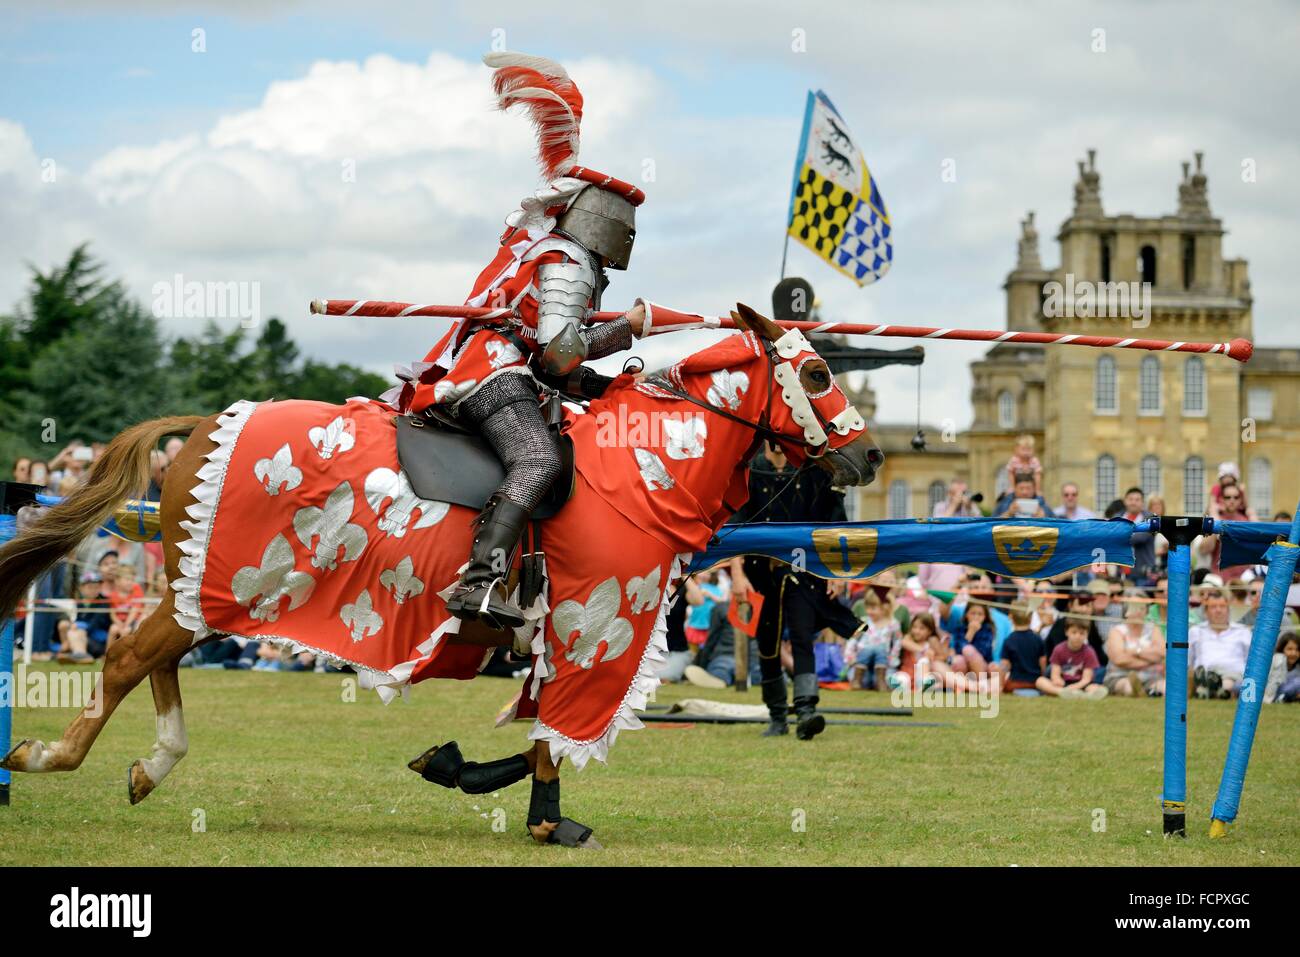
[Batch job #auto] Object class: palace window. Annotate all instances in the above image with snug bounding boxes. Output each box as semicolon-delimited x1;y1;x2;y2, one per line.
1100;235;1112;282
1139;356;1162;414
1095;355;1117;413
997;390;1016;429
927;480;948;516
1249;458;1273;517
888;480;912;519
1247;387;1273;422
1140;455;1162;495
1184;456;1206;514
1182;235;1196;289
1095;454;1117;511
1183;357;1206;414
1139;245;1157;286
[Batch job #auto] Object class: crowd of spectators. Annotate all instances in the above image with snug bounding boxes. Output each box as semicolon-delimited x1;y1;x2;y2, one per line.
7;437;1300;702
659;555;1299;705
651;436;1300;706
8;440;335;674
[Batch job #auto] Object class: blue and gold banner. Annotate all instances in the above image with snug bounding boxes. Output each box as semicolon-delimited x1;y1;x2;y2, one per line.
99;499;163;543
1216;520;1294;568
693;517;1137;580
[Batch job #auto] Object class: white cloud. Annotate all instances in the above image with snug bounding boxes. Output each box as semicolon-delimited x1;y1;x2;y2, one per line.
4;2;1298;441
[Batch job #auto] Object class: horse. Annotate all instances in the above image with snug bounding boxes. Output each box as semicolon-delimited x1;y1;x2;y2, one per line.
0;303;882;846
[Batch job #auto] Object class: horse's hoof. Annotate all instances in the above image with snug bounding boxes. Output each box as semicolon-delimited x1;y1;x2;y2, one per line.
407;747;436;776
528;817;601;849
408;741;464;787
127;761;155;805
0;739;35;772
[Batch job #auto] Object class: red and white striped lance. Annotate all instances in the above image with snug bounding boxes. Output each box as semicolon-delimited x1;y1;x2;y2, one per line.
308;299;1254;363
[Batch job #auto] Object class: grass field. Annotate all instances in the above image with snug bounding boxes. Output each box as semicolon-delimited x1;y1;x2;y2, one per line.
1;665;1295;866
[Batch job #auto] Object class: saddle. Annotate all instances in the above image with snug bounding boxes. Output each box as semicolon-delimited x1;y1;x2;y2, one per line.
394;392;575;520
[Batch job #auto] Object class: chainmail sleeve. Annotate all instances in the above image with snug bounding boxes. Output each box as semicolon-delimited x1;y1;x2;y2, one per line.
580;315;633;359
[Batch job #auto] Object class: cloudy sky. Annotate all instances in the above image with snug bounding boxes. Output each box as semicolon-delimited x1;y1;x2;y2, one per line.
2;0;1297;429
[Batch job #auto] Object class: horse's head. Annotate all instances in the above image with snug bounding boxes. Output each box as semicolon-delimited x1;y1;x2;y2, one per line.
731;303;883;488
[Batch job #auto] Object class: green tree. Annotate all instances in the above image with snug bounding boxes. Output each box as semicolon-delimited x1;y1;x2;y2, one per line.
246;318;301;399
165;321;258;412
0;246;394;466
25;290;167;445
20;243;111;346
293;359;389;404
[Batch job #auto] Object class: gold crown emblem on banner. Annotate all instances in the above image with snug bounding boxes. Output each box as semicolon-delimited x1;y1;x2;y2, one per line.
811;527;878;578
992;525;1059;575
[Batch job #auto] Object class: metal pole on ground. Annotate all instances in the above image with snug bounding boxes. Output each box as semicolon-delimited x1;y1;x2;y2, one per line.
0;511;15;806
21;581;36;667
1159;515;1207;838
1209;505;1300;837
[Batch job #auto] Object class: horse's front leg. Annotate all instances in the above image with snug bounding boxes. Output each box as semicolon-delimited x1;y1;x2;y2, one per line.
526;743;600;849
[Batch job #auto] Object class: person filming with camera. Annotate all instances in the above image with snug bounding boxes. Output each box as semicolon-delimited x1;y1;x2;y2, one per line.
932;478;983;518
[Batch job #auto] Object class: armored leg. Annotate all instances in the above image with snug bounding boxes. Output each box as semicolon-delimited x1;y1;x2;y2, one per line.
444;374;561;630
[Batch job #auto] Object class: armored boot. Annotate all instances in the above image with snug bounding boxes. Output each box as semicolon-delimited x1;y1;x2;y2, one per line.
444;494;530;630
792;672;826;741
760;676;789;737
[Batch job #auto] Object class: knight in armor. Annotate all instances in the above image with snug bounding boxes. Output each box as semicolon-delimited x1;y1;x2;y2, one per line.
726;278;862;738
388;53;648;630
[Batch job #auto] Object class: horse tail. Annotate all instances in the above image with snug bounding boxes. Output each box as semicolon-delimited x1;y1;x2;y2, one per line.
0;415;203;620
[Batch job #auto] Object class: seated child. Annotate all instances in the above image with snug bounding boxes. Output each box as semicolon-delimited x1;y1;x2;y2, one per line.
848;590;901;690
954;601;998;676
1038;617;1108;699
1266;632;1300;703
890;612;941;691
999;604;1045;692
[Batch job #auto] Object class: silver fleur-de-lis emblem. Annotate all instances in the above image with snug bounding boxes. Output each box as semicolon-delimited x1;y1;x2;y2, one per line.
662;414;707;460
552;577;635;670
292;482;368;570
433;378;478;404
379;555;424;604
308;415;356;460
340;588;383;642
231;533;315;622
364;467;450;537
485;339;522;370
625;566;662;615
253;443;303;496
634;449;675;492
706;369;749;410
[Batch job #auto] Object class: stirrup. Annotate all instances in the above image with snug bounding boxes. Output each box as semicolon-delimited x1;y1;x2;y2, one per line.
446;579;526;630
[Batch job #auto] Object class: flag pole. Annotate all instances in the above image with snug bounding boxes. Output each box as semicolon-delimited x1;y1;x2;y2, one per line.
779;233;791;281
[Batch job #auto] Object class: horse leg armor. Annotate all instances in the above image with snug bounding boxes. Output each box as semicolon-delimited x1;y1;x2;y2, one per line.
407;741;531;794
443;374;561;630
527;777;599;848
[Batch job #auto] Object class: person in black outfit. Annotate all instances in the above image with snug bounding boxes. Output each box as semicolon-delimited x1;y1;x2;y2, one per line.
727;442;861;739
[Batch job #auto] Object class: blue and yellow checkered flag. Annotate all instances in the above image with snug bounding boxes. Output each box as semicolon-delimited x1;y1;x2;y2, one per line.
786;91;892;286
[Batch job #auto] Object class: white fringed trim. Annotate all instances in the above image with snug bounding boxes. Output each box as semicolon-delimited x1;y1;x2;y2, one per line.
172;400;261;641
166;397;493;704
526;552;690;771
